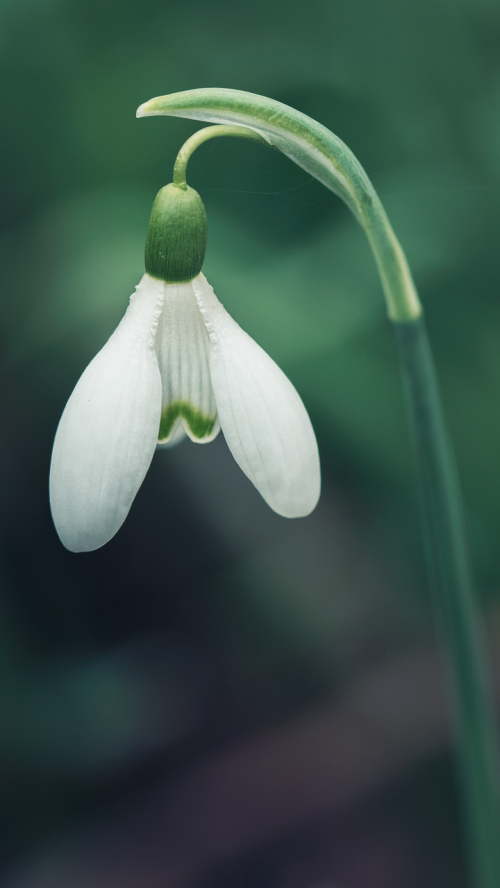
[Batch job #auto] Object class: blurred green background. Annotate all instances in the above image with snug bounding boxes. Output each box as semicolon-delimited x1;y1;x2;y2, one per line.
2;0;500;885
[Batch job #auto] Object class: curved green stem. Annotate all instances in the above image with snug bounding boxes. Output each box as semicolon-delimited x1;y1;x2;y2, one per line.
396;319;500;888
138;88;421;323
173;124;270;189
138;88;500;887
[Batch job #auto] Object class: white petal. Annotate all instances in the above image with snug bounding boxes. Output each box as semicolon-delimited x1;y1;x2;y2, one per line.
49;274;164;552
192;274;320;517
156;281;219;444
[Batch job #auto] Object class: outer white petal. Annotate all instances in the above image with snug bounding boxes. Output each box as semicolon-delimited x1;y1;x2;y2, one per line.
156;281;219;444
192;274;320;517
49;274;164;552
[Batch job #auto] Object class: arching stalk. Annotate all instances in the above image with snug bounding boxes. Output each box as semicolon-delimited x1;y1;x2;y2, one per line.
138;88;500;887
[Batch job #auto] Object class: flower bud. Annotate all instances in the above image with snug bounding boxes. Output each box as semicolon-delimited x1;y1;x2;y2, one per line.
145;183;207;283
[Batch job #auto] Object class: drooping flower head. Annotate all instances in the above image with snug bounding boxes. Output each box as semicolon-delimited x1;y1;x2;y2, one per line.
49;150;320;552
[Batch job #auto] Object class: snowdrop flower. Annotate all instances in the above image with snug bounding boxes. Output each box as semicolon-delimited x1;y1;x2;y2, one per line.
49;182;320;552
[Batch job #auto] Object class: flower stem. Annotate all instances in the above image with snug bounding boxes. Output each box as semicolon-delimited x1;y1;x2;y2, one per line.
173;124;270;189
138;93;500;883
395;316;500;888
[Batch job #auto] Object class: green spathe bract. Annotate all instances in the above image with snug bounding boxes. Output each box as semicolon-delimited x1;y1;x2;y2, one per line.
145;183;207;283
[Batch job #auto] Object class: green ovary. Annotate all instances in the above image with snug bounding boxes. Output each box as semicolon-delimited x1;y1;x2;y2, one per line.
158;400;217;442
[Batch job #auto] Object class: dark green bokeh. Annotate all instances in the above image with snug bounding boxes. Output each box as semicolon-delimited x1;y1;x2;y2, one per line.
2;0;500;885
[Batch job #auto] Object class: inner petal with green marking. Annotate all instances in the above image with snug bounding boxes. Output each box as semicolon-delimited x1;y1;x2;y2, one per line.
159;400;218;443
155;277;220;445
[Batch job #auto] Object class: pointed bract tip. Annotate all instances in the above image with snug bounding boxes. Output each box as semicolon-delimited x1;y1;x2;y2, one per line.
136;97;164;118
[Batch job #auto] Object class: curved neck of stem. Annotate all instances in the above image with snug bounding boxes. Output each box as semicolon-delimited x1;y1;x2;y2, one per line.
172;124;421;323
173;125;270;189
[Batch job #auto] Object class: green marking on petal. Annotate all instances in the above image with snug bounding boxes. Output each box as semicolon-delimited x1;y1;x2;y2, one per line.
158;401;217;442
